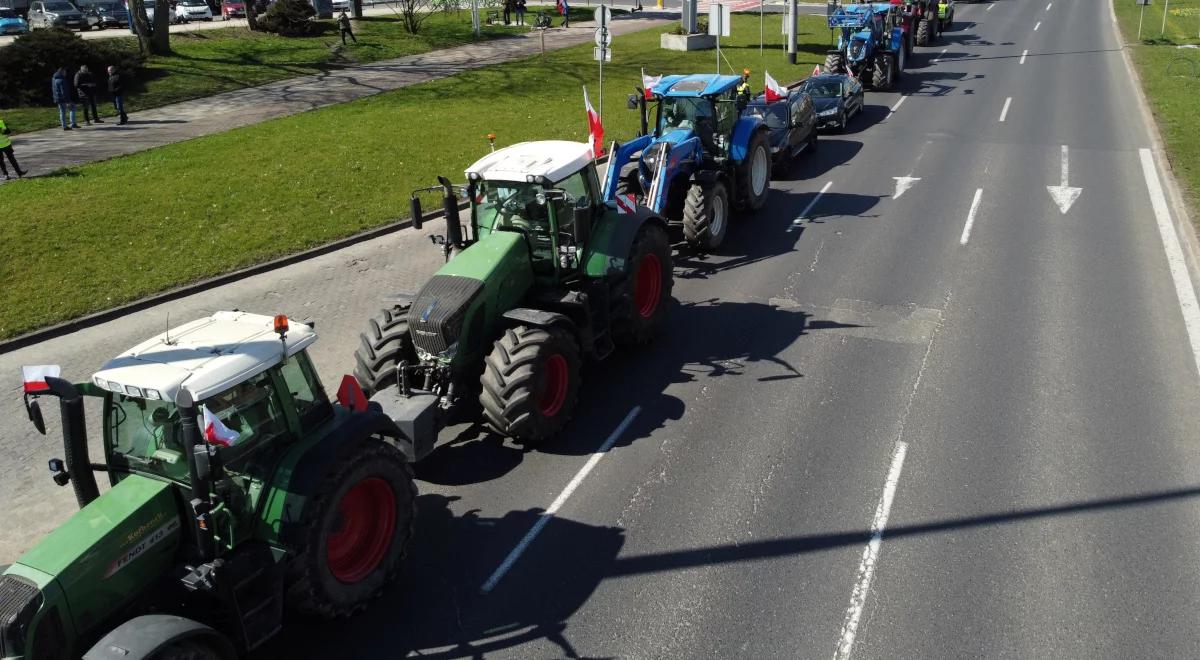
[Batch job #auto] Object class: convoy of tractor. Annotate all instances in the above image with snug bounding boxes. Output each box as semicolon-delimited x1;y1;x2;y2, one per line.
2;2;954;657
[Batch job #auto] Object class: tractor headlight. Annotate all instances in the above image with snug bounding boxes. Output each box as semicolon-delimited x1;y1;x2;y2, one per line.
93;376;108;389
144;388;162;400
124;385;143;397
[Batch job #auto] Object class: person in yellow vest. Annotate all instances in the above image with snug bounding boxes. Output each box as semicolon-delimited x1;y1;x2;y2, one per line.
736;68;752;111
0;117;27;180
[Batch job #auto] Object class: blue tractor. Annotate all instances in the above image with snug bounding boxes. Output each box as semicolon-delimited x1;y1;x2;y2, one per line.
823;3;907;91
603;74;772;251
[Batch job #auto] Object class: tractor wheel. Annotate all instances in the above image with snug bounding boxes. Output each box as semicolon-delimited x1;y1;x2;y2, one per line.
740;131;771;211
896;46;906;79
480;325;581;443
915;17;930;46
354;305;417;397
287;440;416;619
823;51;844;74
872;52;894;91
612;223;672;345
148;639;226;660
682;180;730;251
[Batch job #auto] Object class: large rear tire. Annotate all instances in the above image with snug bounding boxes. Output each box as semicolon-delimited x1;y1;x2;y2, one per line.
148;639;225;660
480;325;581;443
739;131;771;211
915;17;930;46
823;51;844;74
287;440;416;619
682;180;730;251
354;305;417;397
612;223;672;345
872;52;894;91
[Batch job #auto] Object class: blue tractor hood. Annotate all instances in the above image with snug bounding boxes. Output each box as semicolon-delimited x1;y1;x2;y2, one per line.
657;128;695;145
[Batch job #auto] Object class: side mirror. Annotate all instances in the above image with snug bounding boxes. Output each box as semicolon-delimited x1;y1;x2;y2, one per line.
409;195;423;230
27;399;46;436
573;205;592;245
627;94;639;110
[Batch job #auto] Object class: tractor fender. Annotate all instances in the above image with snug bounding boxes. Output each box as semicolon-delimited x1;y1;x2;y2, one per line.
730;117;767;164
889;26;903;52
83;615;236;660
501;308;576;332
583;205;667;279
603;134;653;201
382;292;416;308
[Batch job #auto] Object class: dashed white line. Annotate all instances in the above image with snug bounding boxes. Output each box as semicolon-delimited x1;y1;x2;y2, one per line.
1046;2;1052;10
1020;49;1029;64
932;47;947;63
792;181;833;230
960;188;984;245
890;95;907;113
1034;20;1042;30
479;407;641;594
1139;148;1200;378
833;440;909;660
986;2;994;9
998;96;1012;122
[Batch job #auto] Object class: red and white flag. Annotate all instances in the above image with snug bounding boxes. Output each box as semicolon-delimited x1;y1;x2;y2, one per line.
641;68;662;99
22;365;61;393
583;86;604;159
764;71;787;103
812;64;822;77
201;406;241;447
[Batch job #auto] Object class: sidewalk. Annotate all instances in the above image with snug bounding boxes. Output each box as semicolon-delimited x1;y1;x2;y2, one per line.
6;13;672;181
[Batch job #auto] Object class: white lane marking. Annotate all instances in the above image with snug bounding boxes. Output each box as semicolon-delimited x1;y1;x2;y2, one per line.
1020;49;1029;64
1046;144;1082;214
1139;148;1200;378
833;440;909;660
1034;20;1042;30
1046;2;1052;10
960;188;984;245
892;176;921;199
986;2;994;10
998;96;1012;122
479;407;641;594
890;95;907;113
792;181;834;230
932;47;947;62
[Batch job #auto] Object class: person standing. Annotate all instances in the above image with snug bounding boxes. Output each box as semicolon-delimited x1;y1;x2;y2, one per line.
107;65;128;125
515;0;525;25
51;67;79;131
74;65;102;126
557;0;568;26
502;0;512;25
337;10;356;44
0;116;28;179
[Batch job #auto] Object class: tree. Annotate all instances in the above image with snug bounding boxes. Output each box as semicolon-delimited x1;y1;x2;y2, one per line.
397;0;431;33
246;0;262;31
126;0;152;55
352;0;362;19
126;0;170;55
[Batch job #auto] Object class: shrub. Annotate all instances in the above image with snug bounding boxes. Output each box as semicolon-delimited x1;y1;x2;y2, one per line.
258;0;319;36
0;29;142;107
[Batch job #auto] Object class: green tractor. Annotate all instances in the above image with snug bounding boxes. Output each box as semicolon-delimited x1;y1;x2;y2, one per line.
354;139;673;452
4;312;417;659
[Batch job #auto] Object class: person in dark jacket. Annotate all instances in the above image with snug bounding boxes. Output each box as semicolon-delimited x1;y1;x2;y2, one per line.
515;0;525;25
74;65;102;126
0;116;28;179
502;0;512;24
337;10;356;45
107;65;128;125
51;67;79;131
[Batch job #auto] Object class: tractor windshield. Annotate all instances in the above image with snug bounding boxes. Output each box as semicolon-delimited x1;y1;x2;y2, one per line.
474;180;553;237
106;395;191;482
658;96;716;133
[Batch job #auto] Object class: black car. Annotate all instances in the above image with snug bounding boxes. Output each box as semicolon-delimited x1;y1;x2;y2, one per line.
81;0;128;26
799;74;865;133
743;86;819;170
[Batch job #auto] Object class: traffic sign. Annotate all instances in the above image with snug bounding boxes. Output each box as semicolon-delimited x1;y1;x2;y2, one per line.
594;5;612;27
708;2;730;36
593;46;612;62
594;27;611;47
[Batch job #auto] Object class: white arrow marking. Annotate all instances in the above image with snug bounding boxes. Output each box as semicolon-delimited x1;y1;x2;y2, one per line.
892;176;922;199
1046;144;1083;214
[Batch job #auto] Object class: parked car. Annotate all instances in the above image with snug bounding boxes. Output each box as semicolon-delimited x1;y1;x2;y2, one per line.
84;0;128;26
219;0;243;17
743;86;819;171
0;6;29;32
174;0;209;20
28;0;88;29
798;73;864;133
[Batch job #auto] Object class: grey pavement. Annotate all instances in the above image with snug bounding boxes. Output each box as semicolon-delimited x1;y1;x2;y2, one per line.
4;0;1200;658
3;12;671;180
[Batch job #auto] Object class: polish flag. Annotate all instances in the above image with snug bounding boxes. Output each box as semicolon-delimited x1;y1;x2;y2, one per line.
641;68;662;99
22;365;61;393
583;86;604;159
764;71;787;103
201;406;241;447
812;64;822;77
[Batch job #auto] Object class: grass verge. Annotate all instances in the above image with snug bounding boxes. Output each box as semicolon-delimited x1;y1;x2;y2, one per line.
0;14;828;339
1;7;605;134
1113;0;1200;227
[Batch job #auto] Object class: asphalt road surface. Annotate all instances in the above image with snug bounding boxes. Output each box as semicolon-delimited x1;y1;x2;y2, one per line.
3;0;1200;658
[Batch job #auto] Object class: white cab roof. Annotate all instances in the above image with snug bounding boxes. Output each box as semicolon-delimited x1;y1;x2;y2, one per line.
465;140;593;184
92;311;316;404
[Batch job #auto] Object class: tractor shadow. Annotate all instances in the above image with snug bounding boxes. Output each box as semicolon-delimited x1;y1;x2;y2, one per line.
834;105;889;135
261;493;627;658
896;69;982;96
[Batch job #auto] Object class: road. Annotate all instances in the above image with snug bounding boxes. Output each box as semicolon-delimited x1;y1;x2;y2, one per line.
4;0;1200;658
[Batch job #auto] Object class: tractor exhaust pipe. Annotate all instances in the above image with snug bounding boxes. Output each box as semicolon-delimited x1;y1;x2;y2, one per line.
438;176;464;250
44;377;100;508
177;389;217;561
